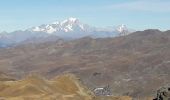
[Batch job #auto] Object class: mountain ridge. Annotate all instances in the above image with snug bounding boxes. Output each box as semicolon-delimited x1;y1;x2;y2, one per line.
0;29;170;99
0;18;133;47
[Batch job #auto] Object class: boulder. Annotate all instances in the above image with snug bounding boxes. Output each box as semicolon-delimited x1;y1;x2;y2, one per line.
155;86;170;100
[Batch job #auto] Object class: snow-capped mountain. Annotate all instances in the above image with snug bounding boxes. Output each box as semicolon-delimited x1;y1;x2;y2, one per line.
116;24;127;33
0;17;133;47
29;18;132;37
29;18;94;34
116;24;130;36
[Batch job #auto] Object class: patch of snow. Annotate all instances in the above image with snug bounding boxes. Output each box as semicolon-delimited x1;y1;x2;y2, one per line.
33;27;41;31
52;21;59;25
117;24;127;33
68;17;78;22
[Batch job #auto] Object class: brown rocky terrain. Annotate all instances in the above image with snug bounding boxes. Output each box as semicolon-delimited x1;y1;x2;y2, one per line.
0;29;170;99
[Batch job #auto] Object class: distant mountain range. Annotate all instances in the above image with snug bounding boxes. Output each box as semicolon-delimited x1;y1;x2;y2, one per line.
0;18;133;47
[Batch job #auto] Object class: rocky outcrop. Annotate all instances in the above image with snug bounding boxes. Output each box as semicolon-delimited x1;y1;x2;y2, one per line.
93;85;112;96
155;86;170;100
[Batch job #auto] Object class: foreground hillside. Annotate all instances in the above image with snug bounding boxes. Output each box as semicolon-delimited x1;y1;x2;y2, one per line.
0;74;132;100
0;29;170;98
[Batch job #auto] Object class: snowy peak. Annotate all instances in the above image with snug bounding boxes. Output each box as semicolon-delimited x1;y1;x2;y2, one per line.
30;18;133;36
0;18;135;47
68;17;79;22
117;24;127;33
116;24;130;36
61;17;79;24
30;17;90;34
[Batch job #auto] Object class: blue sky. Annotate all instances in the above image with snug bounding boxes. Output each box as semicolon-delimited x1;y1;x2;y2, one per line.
0;0;169;32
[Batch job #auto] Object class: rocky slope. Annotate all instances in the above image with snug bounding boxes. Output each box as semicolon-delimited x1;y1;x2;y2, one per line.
0;29;169;99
